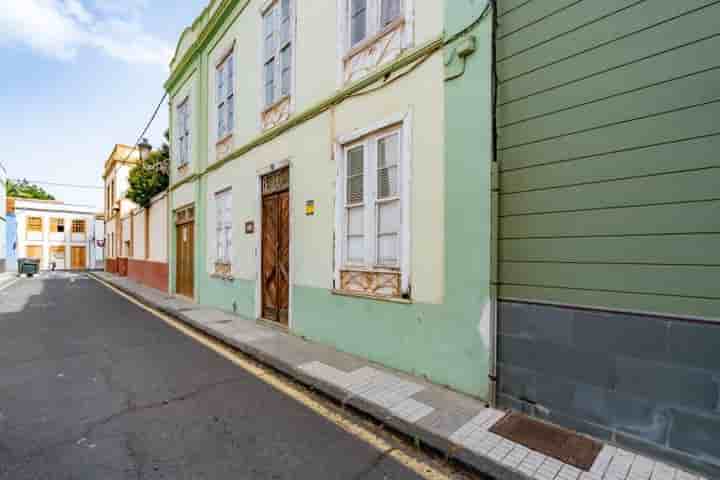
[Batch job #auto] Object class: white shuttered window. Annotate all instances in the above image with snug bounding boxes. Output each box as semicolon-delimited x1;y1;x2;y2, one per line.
216;52;235;139
176;98;191;166
263;0;293;107
347;0;403;49
342;127;403;269
215;189;233;265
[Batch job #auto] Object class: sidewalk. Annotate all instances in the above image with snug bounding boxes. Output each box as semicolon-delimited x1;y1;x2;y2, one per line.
91;271;707;480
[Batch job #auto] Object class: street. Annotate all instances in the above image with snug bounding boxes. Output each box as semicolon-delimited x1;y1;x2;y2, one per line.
0;274;467;480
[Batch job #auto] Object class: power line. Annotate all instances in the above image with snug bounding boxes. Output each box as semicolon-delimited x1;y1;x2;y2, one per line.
9;179;103;190
121;92;169;164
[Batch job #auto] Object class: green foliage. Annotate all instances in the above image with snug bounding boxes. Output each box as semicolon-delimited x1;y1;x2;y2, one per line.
6;179;55;200
125;132;170;208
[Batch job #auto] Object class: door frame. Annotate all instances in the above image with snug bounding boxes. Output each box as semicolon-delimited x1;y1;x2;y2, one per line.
255;160;293;328
174;203;196;301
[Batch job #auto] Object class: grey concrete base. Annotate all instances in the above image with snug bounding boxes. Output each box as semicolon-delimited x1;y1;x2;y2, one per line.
498;300;720;478
90;272;708;480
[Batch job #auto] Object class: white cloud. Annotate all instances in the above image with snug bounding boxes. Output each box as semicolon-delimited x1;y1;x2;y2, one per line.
0;0;172;66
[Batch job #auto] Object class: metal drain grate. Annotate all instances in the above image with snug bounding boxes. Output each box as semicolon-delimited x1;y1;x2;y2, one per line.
490;412;602;471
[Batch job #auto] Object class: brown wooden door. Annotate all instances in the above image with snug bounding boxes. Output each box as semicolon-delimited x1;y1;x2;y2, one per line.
176;221;194;298
262;190;290;325
71;247;86;270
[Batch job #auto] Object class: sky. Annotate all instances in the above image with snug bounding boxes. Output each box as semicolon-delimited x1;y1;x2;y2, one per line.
0;0;207;209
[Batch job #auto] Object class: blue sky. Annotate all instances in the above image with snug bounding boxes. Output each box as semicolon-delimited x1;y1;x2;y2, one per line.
0;0;207;208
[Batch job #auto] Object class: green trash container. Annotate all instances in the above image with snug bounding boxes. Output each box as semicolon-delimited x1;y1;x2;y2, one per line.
18;258;40;276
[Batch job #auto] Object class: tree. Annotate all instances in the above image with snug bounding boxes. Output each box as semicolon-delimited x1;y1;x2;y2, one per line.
125;132;170;208
6;179;55;200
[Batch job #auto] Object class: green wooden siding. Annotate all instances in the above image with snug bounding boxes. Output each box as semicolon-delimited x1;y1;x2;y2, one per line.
495;0;720;319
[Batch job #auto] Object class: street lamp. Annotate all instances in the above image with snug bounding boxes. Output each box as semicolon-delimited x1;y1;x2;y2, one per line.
138;138;152;163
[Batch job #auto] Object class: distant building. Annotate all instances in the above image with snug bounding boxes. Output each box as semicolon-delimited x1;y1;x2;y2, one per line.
0;163;6;272
12;198;103;270
103;144;169;291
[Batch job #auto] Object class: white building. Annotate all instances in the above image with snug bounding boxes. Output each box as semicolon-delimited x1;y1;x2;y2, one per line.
0;163;6;273
14;198;103;270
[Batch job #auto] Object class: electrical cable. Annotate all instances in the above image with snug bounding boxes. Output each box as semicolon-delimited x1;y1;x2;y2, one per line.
9;179;103;190
120;92;169;163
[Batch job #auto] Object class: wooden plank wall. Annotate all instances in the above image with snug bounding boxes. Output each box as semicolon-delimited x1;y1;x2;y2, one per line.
495;0;720;319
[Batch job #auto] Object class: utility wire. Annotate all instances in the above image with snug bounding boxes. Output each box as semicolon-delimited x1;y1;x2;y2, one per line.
120;92;169;163
9;179;104;190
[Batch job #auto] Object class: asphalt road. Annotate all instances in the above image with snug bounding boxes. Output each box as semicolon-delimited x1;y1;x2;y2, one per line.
0;274;440;480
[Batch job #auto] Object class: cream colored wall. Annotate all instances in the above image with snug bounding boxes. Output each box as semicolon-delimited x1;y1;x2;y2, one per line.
121;216;131;257
132;210;146;260
205;0;444;156
205;50;446;303
172;182;195;210
149;195;168;262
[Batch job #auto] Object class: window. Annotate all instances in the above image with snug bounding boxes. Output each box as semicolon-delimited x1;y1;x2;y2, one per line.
27;217;42;232
72;220;86;234
263;0;293;107
51;218;65;233
176;98;191;166
347;0;402;49
215;189;233;266
217;52;234;140
342;128;403;269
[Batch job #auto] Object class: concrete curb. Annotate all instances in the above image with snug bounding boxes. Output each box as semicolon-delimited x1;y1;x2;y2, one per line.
89;272;534;479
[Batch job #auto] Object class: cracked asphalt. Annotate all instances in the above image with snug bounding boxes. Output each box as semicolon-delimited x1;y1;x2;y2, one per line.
0;275;434;479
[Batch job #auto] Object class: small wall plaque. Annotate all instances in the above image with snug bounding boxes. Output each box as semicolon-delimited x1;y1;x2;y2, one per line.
245;221;255;234
305;200;315;216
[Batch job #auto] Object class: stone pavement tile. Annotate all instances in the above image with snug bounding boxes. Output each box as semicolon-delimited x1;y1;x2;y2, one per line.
389;398;434;423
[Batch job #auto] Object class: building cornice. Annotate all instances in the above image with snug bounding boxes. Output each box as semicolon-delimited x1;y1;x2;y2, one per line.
166;0;249;93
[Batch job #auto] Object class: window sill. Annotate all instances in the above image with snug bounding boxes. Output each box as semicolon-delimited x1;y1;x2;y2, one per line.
343;18;405;62
261;95;291;116
210;272;234;281
331;289;411;304
216;133;233;147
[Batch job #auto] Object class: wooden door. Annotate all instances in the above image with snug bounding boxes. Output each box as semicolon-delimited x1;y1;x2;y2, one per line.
262;190;290;325
176;221;195;298
71;247;86;270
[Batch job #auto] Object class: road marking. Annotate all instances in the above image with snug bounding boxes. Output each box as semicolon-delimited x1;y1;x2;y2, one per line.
91;276;453;480
0;277;20;293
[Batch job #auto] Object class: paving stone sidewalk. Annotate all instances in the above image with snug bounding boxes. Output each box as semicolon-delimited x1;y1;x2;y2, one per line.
91;271;707;480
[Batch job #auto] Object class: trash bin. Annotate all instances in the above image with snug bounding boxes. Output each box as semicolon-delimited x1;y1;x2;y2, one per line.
17;258;40;277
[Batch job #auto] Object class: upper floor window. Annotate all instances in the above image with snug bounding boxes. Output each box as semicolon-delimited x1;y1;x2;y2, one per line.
215;189;233;268
27;217;42;232
348;0;402;49
51;218;65;233
263;0;293;108
217;52;235;140
72;220;86;234
176;98;191;167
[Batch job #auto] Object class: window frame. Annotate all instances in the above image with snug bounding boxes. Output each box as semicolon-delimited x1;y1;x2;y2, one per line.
341;0;408;56
27;216;43;232
334;112;412;295
50;217;65;233
72;219;86;234
261;0;295;111
216;50;235;141
214;188;233;267
176;96;191;167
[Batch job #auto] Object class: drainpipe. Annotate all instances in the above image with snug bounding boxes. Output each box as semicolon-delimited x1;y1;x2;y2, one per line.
489;1;499;409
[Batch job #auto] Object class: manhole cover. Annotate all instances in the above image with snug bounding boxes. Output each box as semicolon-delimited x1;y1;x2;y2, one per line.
489;412;602;470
